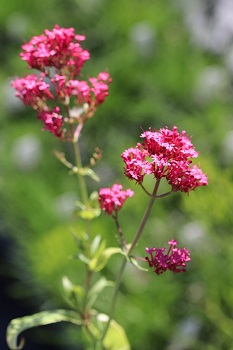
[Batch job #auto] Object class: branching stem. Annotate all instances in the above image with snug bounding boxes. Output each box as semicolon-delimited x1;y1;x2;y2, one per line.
98;179;161;348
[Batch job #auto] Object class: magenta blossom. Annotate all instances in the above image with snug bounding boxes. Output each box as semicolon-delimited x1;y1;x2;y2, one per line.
51;72;112;107
11;25;112;140
11;73;54;108
89;72;112;105
145;239;191;275
98;184;134;216
166;162;208;193
121;127;208;193
38;106;64;138
20;24;90;76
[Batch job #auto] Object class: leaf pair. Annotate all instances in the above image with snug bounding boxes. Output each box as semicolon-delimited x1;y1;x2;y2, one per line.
7;309;131;350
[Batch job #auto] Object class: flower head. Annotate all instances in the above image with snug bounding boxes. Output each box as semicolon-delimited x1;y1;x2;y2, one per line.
11;25;112;141
141;127;198;160
145;240;191;275
166;162;208;193
20;24;90;76
121;127;208;193
11;73;54;109
38;106;64;138
121;144;151;184
89;72;112;105
98;184;134;216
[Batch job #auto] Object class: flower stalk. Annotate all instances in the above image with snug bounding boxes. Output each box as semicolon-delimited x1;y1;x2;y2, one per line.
98;179;160;347
7;24;208;350
72;139;89;206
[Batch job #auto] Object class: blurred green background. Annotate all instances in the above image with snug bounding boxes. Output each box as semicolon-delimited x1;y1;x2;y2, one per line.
1;0;233;349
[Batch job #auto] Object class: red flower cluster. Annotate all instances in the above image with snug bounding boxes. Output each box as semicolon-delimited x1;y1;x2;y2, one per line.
145;240;191;275
20;26;89;75
38;107;63;138
11;25;112;139
98;184;134;216
121;127;208;193
51;71;111;106
11;73;54;108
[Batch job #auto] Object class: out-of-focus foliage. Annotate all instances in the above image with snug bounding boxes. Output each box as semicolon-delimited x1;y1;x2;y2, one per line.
1;0;233;349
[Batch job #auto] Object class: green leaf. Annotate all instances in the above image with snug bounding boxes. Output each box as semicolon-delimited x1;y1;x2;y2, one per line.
75;253;90;264
97;314;131;350
53;150;73;169
102;247;123;259
62;277;85;310
78;207;101;220
90;234;102;256
75;200;101;220
75;201;86;211
129;256;148;272
78;167;100;182
89;191;99;201
89;191;101;219
85;277;114;311
90;247;123;272
7;309;83;350
70;226;88;249
75;191;101;220
89;239;107;271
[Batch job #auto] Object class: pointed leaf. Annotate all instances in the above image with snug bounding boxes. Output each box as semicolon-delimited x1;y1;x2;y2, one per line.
7;309;83;350
78;168;100;182
75;191;101;220
75;201;86;211
86;278;113;310
89;240;107;271
75;253;90;265
78;207;101;220
62;277;85;310
89;191;99;201
102;247;123;259
129;257;148;272
90;247;123;272
70;226;88;242
53;150;73;169
97;314;131;350
90;235;102;256
75;201;101;220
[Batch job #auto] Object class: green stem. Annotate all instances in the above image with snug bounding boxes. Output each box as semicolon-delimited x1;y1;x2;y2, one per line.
98;179;161;348
128;179;160;255
98;258;127;348
72;140;89;206
115;217;128;251
65;105;89;206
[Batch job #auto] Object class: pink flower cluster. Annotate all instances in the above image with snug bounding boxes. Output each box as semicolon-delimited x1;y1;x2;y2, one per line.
20;26;90;75
51;71;111;106
11;25;112;139
38;107;63;137
11;73;54;108
145;240;191;275
98;184;134;216
121;127;208;193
